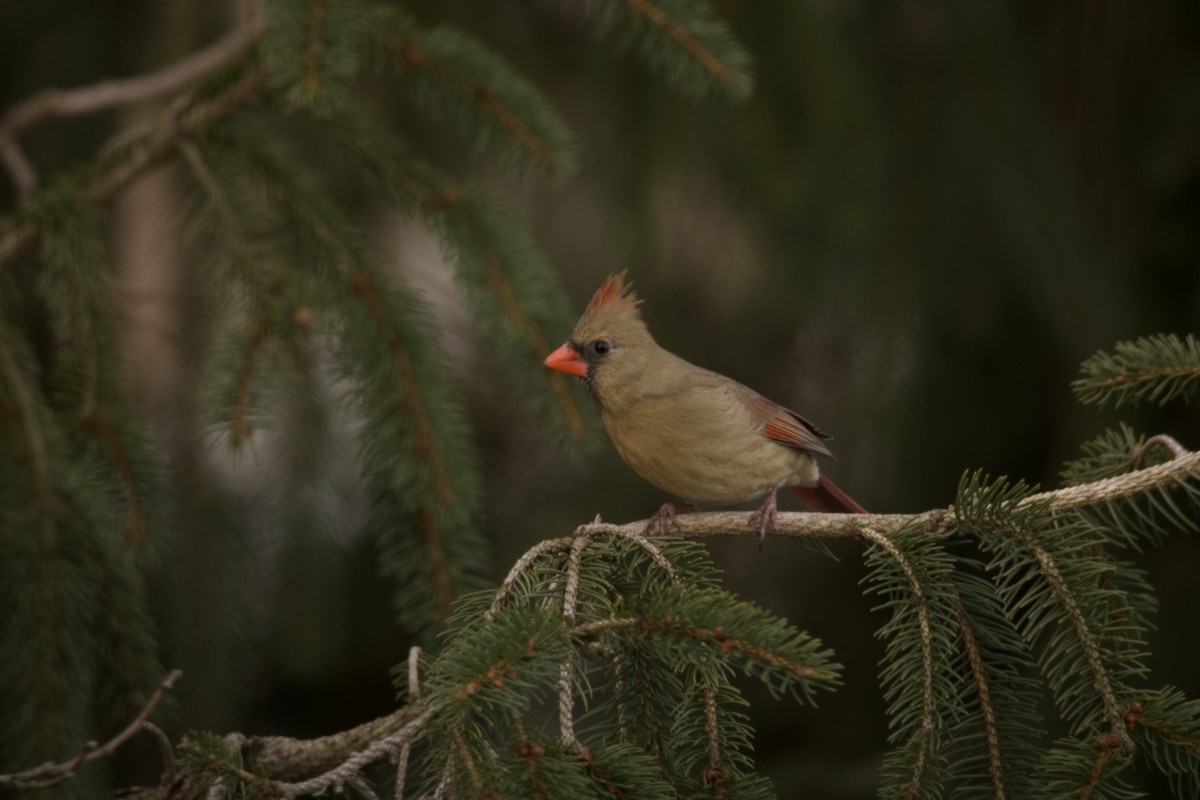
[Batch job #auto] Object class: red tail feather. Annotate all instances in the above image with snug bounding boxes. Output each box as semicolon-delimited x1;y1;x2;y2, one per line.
790;475;867;514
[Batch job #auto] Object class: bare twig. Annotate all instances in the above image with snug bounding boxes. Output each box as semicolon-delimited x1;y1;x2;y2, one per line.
246;700;435;781
557;659;578;749
270;703;442;799
702;681;721;776
1130;434;1188;465
142;722;177;787
580;444;1200;543
589;509;949;542
0;669;182;791
488;536;572;618
394;647;423;800
1025;448;1200;511
0;15;263;193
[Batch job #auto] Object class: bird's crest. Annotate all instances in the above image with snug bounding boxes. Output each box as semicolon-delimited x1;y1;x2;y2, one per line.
586;271;640;314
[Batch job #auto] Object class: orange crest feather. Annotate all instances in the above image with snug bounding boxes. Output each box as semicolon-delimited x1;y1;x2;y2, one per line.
586;271;639;313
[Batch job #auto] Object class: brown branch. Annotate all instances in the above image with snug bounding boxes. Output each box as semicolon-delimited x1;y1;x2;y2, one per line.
0;15;262;194
0;64;268;268
0;669;182;791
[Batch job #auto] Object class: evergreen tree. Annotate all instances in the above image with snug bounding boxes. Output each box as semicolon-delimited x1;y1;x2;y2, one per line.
2;2;1200;799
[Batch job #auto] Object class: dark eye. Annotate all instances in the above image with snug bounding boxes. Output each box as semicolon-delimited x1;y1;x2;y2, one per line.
586;339;613;359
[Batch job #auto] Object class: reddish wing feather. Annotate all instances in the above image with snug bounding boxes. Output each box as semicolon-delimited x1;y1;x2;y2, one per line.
740;391;834;458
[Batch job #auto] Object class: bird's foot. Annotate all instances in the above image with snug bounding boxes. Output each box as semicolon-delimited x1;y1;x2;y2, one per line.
748;487;780;550
646;502;694;536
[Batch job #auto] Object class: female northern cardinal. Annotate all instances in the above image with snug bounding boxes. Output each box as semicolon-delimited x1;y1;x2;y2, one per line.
544;272;865;543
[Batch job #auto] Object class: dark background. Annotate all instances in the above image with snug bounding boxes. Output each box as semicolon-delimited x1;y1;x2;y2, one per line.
2;1;1199;796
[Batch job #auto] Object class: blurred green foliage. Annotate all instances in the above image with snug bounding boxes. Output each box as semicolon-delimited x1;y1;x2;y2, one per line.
2;1;1199;797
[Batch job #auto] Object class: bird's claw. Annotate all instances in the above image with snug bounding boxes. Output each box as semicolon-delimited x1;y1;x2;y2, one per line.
645;502;692;536
748;488;780;550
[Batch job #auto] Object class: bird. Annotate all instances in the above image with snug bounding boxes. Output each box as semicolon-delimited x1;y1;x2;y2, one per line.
543;271;865;544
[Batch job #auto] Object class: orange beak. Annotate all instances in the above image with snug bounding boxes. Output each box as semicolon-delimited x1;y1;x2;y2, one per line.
544;343;588;378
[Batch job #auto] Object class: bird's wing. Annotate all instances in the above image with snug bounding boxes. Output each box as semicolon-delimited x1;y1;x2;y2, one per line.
736;388;835;459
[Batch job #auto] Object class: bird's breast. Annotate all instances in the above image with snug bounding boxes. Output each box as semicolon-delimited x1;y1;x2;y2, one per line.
601;387;819;505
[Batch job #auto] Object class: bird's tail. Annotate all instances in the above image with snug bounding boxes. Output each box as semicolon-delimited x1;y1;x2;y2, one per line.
790;475;867;514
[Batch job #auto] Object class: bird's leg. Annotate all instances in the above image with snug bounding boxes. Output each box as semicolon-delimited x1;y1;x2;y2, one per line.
748;486;779;548
645;502;695;536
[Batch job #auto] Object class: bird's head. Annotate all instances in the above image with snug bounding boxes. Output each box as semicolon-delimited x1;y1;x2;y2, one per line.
543;271;656;405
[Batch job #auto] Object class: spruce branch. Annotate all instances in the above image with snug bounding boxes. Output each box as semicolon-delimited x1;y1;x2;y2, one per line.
419;506;457;623
0;14;263;194
342;269;456;510
1073;333;1200;409
231;323;268;443
951;591;1008;800
81;409;152;542
441;197;589;443
626;0;737;88
573;444;1200;543
1010;523;1132;753
306;103;591;446
861;526;938;795
587;0;755;100
261;170;470;623
381;23;576;180
1129;688;1200;797
0;325;55;546
0;669;182;791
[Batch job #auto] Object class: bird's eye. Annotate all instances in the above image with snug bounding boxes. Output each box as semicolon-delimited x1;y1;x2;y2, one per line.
587;339;613;359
